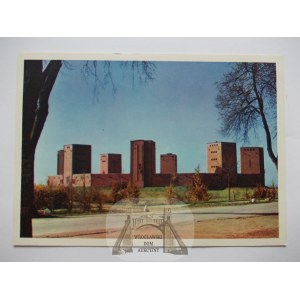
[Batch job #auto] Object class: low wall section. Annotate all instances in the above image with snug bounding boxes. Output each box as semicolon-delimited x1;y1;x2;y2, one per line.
48;175;64;187
91;174;130;187
48;173;264;189
236;173;265;187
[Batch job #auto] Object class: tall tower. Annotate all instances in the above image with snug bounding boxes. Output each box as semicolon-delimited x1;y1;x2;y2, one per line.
240;147;264;174
100;154;122;174
160;153;177;175
57;150;64;175
63;144;91;185
207;141;237;175
130;140;156;188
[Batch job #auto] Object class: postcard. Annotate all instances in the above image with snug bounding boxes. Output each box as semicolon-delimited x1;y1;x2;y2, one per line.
14;53;286;255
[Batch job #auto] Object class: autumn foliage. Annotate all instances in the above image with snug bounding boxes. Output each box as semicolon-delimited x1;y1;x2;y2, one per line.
34;185;107;214
188;166;211;202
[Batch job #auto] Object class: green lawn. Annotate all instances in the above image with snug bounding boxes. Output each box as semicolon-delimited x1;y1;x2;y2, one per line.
40;185;275;216
67;185;257;202
209;187;255;201
139;186;189;199
139;186;255;201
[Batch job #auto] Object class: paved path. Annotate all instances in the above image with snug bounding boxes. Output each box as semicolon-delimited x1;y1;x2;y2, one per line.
33;202;278;237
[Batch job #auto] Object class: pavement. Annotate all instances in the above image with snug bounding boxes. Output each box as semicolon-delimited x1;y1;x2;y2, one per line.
32;202;278;238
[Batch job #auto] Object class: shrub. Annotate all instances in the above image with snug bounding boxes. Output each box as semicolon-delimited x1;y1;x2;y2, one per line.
51;188;68;209
244;191;252;200
266;186;278;200
87;188;107;212
81;188;91;212
74;187;108;212
64;186;74;213
252;184;278;200
111;181;128;202
34;185;108;214
34;185;51;210
165;183;181;204
34;185;68;211
187;166;211;202
124;181;140;204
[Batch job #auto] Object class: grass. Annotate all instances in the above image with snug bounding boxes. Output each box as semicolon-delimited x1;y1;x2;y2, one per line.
138;186;277;208
139;186;189;199
48;185;256;202
93;186;266;207
38;185;276;217
139;186;255;201
209;187;255;201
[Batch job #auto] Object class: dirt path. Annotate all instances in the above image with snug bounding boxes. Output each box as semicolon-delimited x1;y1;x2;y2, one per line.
33;203;279;240
39;214;278;240
179;215;279;239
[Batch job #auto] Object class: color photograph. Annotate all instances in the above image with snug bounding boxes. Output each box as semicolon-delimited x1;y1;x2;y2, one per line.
14;54;285;250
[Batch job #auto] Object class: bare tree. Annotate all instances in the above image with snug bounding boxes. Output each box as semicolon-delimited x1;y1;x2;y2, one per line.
216;63;277;169
21;59;155;237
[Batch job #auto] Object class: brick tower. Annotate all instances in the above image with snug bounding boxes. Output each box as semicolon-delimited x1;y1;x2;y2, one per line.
240;147;264;174
63;144;91;185
160;153;177;175
207;142;237;175
130;140;156;188
57;150;64;175
100;154;122;174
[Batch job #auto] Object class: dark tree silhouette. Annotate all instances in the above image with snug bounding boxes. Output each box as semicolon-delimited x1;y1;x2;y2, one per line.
216;62;277;169
21;59;155;237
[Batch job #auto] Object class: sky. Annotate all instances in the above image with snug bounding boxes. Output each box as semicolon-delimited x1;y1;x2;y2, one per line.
34;60;278;186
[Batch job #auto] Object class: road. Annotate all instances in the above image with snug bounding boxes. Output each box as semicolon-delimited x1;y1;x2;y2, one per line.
32;202;278;237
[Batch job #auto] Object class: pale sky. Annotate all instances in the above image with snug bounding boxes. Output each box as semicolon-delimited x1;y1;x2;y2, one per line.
34;60;278;186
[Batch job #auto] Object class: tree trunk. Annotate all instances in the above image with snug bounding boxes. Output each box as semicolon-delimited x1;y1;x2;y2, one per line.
20;60;62;237
259;106;278;169
252;64;278;170
20;143;35;237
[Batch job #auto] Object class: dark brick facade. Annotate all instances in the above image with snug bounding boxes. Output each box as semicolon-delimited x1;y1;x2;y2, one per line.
48;140;265;189
240;147;265;186
150;172;263;189
240;147;264;174
151;173;173;187
63;144;91;185
91;174;130;187
130;140;156;188
160;153;177;175
100;154;122;174
57;150;64;175
72;145;91;174
236;173;265;187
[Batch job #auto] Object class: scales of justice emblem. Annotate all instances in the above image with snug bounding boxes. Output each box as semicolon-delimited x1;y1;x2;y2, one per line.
112;204;188;255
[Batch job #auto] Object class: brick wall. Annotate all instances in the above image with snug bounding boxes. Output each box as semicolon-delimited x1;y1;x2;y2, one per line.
91;173;130;187
237;173;265;187
48;172;264;189
151;174;173;187
174;173;229;190
72;173;131;188
48;175;64;187
100;154;122;174
72;174;92;187
160;153;177;175
240;147;264;175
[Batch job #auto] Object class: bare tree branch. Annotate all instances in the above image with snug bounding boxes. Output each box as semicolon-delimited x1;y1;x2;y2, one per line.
216;62;277;169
